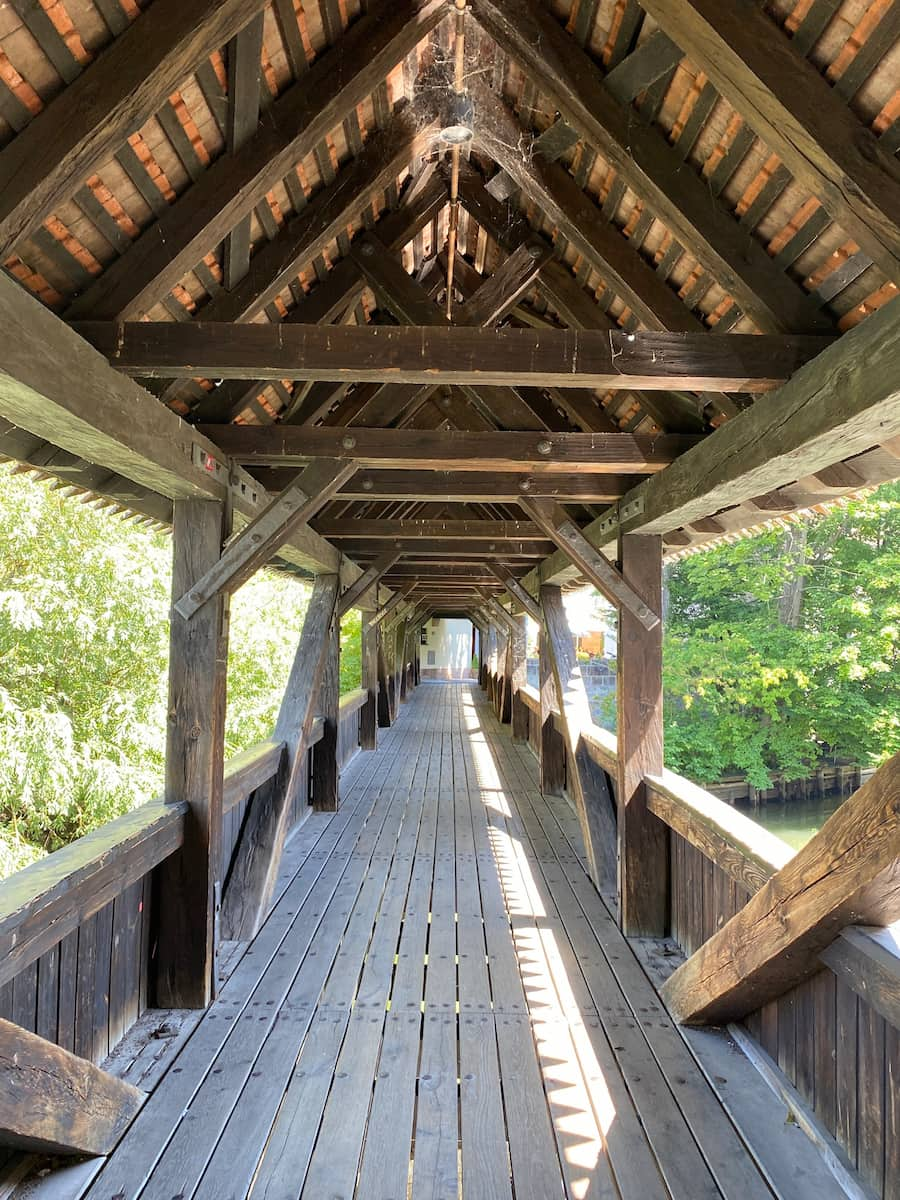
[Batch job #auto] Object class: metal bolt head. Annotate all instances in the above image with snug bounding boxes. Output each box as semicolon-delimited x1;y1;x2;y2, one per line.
359;241;375;257
361;478;374;491
536;440;553;456
518;478;532;492
341;434;357;451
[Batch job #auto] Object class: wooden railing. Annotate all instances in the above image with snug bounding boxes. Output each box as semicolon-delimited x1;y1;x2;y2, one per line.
0;689;373;1069
497;662;899;1200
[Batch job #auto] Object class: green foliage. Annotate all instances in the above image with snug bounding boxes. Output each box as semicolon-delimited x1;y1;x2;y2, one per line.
340;608;362;694
0;465;311;875
663;483;900;787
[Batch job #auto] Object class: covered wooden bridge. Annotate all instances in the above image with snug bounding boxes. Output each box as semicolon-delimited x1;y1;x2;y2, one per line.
1;0;899;1196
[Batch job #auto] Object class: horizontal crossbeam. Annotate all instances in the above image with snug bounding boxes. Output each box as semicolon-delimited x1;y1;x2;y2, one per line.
199;427;696;473
75;324;833;391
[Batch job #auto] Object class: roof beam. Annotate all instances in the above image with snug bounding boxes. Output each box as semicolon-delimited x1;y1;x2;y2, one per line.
471;0;834;333
337;550;401;617
521;497;660;630
520;293;900;587
65;0;447;321
313;519;547;539
174;460;357;620
0;0;270;258
638;0;900;282
0;270;342;580
280;468;642;501
80;322;832;390
338;538;553;557
195;426;699;472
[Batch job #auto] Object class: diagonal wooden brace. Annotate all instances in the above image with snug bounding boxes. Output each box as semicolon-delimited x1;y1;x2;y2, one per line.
486;563;543;623
175;458;356;620
520;497;660;630
370;580;417;627
337;550;401;617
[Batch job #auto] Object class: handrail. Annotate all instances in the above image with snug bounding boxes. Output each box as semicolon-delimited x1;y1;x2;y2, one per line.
0;796;187;988
645;769;794;894
519;684;539;713
223;739;285;814
339;687;369;717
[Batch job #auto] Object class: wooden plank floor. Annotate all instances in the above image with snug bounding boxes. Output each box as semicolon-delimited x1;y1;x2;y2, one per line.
80;683;791;1200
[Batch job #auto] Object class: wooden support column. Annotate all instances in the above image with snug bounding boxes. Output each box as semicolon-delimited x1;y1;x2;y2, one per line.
541;585;618;894
153;499;229;1009
0;1019;142;1155
617;534;668;937
311;617;340;812
376;628;392;727
221;574;338;941
399;620;411;702
539;630;566;795
511;614;529;743
360;615;378;750
500;628;514;724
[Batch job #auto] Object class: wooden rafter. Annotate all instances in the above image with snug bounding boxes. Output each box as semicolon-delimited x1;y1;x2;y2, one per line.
639;0;900;282
65;0;447;321
78;323;833;390
471;0;835;334
0;0;270;258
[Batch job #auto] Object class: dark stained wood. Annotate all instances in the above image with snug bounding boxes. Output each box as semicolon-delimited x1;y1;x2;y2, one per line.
222;14;265;290
456;241;551;327
821;928;900;1032
0;0;270;258
528;294;900;582
312;619;340;812
201;109;429;326
360;619;378;750
222;739;286;814
0;1018;142;1155
540;584;617;893
343;539;550;559
472;0;835;334
639;0;900;282
317;519;546;540
489;567;543;623
376;627;392;727
65;0;447;321
221;574;339;941
616;534;668;935
301;468;640;501
0;800;184;990
174;460;357;620
662;750;900;1024
522;498;660;629
0;272;340;577
153;500;229;1009
214;432;697;481
337;551;401;617
78;321;833;390
510;614;529;741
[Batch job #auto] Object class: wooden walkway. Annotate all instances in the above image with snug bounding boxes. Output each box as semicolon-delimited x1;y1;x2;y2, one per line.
82;683;788;1200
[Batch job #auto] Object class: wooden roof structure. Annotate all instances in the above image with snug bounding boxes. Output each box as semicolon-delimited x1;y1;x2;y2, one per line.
0;0;899;606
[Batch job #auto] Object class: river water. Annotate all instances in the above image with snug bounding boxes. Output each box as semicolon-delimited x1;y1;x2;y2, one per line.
735;795;844;851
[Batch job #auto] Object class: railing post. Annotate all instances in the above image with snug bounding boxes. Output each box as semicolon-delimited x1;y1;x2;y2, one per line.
153;499;229;1009
617;533;668;937
360;613;378;750
376;626;392;727
538;631;566;797
311;616;340;811
511;614;529;742
500;625;514;724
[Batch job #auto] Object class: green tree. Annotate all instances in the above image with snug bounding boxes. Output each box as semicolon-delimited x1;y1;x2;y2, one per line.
0;465;312;875
662;482;900;787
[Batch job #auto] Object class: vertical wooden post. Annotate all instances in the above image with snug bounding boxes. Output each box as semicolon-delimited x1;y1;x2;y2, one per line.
617;534;668;935
511;614;529;743
500;628;514;724
312;616;340;812
360;615;378;750
541;584;617;895
153;500;229;1009
399;620;411;702
377;627;392;727
220;573;339;941
538;629;566;797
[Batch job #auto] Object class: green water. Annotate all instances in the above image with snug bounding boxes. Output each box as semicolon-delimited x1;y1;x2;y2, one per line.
735;795;845;851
